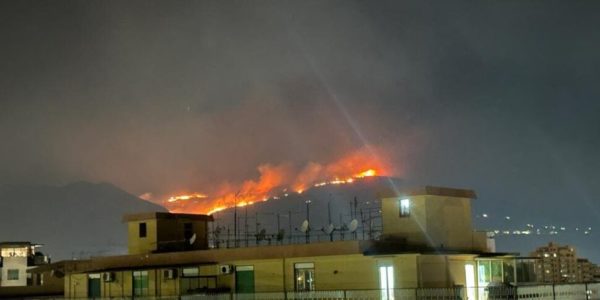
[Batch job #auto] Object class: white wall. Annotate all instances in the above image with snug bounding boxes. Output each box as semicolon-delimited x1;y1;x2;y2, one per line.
1;256;28;287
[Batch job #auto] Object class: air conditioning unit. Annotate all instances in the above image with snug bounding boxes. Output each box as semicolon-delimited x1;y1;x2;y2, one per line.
163;269;178;279
102;272;115;282
219;265;233;275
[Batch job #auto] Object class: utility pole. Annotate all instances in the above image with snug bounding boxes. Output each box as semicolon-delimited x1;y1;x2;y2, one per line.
305;200;311;244
233;191;240;248
277;213;281;245
288;210;292;244
244;204;249;247
255;212;259;246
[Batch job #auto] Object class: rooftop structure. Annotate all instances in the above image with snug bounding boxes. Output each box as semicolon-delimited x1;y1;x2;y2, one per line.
0;241;49;287
29;185;538;299
123;212;213;255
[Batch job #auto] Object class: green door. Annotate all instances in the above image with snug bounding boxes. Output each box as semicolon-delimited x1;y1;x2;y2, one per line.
235;266;255;294
88;277;101;298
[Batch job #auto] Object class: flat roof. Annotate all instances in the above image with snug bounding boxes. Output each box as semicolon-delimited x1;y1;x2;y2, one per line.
34;239;513;274
122;212;214;223
379;185;477;199
0;241;41;247
44;240;364;273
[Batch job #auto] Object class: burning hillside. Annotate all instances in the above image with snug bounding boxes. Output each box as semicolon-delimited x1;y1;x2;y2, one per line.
161;147;395;214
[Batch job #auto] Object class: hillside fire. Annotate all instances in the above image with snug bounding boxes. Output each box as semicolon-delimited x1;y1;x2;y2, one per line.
162;147;393;215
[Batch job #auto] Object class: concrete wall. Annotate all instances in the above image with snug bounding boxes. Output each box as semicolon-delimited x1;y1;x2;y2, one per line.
156;218;209;250
127;218;209;255
65;273;87;298
382;195;429;246
381;195;482;251
1;256;28;287
65;253;474;297
62;253;515;299
127;219;158;255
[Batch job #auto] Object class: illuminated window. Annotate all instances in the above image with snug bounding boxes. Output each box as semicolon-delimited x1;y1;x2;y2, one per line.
7;269;19;280
399;199;410;217
294;263;315;291
465;264;476;300
139;223;147;238
379;265;395;300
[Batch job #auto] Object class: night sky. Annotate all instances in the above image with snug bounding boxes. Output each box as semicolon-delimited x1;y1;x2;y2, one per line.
1;1;599;260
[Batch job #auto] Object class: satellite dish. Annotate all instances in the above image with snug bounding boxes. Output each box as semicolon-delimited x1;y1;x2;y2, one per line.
300;220;309;233
325;224;335;235
349;219;358;233
189;233;197;245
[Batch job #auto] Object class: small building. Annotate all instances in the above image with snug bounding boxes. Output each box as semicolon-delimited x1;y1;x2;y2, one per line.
0;242;63;299
380;186;491;251
123;212;213;255
0;242;49;287
33;186;532;299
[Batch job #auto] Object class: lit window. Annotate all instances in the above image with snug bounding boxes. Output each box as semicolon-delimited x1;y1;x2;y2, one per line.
379;265;395;300
399;199;410;217
7;269;19;280
294;263;315;291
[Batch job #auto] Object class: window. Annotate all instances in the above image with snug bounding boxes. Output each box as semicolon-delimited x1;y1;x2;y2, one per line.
379;265;395;300
399;199;410;217
139;222;147;238
182;267;199;277
1;247;29;257
184;223;193;240
7;269;19;280
294;263;315;291
465;264;476;300
133;270;149;296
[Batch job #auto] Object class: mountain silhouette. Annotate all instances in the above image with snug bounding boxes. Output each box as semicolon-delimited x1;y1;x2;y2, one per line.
0;181;166;260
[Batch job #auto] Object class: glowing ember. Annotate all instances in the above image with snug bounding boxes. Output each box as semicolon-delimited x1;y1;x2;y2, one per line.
167;193;208;203
355;169;376;178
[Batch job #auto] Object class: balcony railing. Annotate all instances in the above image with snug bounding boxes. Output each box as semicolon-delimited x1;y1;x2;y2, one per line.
14;283;600;300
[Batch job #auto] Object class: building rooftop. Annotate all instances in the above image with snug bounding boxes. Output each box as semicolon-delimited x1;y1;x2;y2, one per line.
122;212;214;223
0;241;42;248
31;239;511;274
378;185;477;199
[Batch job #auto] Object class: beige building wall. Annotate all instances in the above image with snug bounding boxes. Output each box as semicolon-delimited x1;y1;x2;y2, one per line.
381;194;483;251
63;253;492;297
127;219;158;255
126;215;211;255
156;218;210;250
102;271;130;298
65;273;88;298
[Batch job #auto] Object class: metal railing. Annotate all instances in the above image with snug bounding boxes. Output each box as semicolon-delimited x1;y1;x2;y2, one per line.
17;283;600;300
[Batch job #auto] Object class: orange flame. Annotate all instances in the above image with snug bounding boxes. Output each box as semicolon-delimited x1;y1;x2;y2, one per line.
355;169;376;178
167;193;208;203
163;147;393;214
